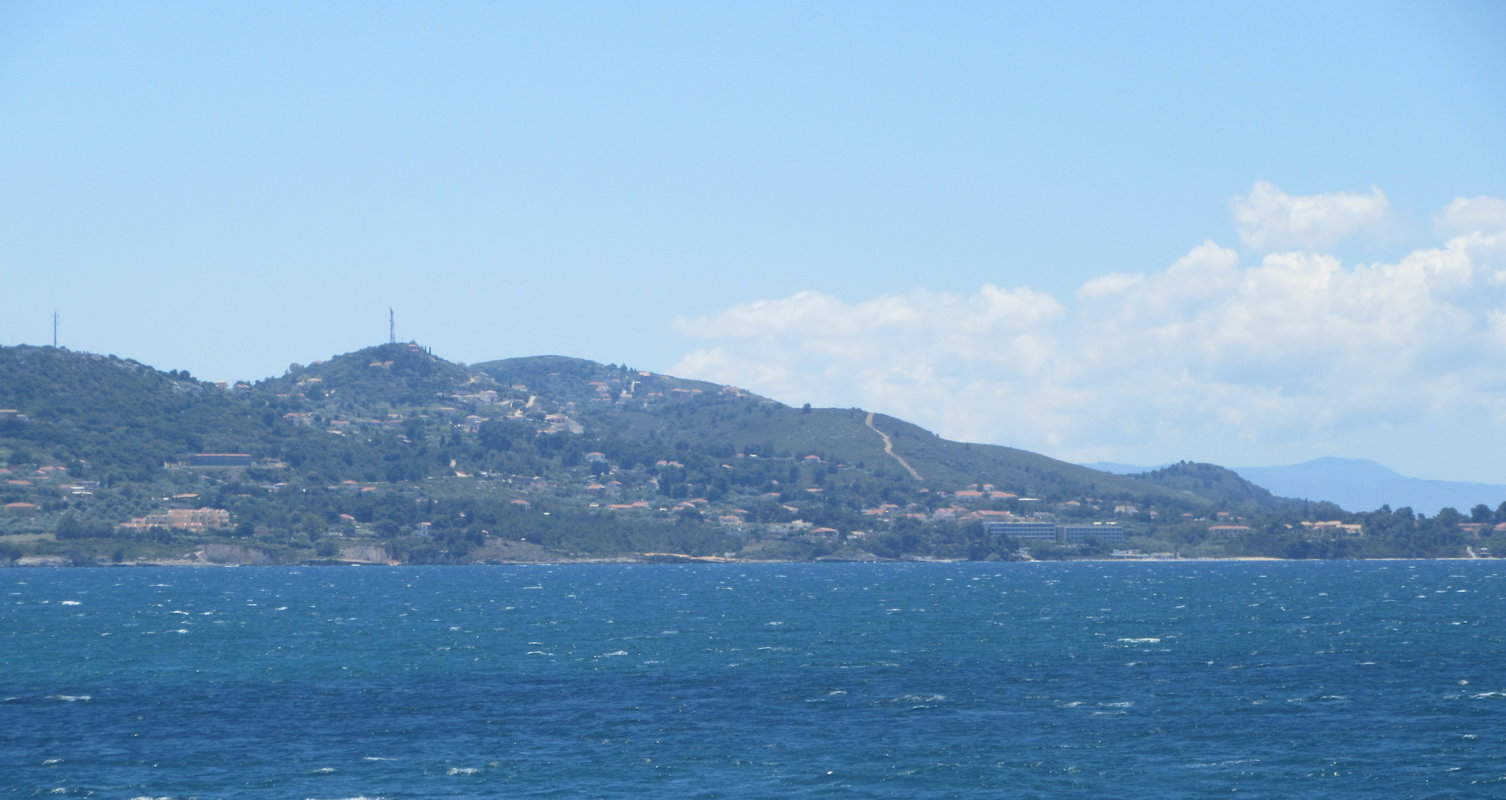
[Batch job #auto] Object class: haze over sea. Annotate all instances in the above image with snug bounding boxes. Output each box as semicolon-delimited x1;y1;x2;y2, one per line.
4;562;1504;798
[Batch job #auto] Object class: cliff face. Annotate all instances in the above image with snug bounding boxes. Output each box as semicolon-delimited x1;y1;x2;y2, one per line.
338;544;397;564
201;544;286;565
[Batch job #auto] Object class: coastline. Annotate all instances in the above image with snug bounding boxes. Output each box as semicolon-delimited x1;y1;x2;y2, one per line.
6;552;1497;568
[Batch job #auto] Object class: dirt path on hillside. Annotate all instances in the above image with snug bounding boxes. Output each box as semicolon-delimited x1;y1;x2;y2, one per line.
866;412;924;482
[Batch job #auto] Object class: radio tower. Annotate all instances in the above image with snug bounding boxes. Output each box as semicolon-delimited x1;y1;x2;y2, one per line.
389;307;396;344
52;311;59;347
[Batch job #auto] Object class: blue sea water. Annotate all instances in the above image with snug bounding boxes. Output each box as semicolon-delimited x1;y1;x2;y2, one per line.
2;561;1505;798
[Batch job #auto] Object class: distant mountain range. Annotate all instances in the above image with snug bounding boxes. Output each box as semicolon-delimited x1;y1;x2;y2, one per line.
1086;458;1506;516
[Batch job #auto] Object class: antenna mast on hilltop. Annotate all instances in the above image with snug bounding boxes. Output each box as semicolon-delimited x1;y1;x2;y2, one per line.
389;307;396;344
52;311;59;347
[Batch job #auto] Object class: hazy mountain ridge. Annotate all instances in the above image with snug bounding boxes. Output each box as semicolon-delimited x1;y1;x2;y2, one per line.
1122;462;1296;511
1233;458;1506;516
1087;457;1506;516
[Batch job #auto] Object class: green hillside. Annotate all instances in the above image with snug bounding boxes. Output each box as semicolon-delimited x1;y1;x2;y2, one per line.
0;343;1480;565
470;356;1210;505
0;346;276;480
1129;461;1296;510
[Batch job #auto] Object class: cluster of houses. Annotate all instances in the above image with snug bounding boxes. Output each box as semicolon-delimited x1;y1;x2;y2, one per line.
565;467;1132;547
116;507;232;533
3;464;100;514
585;373;737;407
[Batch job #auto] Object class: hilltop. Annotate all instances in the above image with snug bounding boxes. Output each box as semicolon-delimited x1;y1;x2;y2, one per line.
0;343;1488;565
1093;457;1506;518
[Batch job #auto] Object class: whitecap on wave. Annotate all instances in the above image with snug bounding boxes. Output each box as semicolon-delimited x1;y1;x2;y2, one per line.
894;693;946;708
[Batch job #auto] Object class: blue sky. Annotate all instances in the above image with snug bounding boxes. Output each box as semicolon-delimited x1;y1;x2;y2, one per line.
3;2;1505;482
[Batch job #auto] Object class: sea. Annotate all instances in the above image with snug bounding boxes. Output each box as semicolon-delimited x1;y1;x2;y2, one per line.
3;560;1504;798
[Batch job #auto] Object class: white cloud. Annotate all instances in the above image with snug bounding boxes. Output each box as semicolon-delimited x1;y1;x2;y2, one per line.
1434;195;1506;238
1232;181;1391;252
671;188;1506;477
672;286;1067;443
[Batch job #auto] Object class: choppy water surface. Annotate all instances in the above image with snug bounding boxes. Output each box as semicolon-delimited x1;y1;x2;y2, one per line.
3;561;1504;798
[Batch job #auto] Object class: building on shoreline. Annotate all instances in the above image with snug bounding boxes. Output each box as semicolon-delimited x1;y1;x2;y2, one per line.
985;521;1125;545
117;508;231;533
